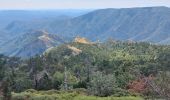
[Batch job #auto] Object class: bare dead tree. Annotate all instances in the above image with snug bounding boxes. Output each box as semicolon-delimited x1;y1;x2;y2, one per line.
64;66;68;90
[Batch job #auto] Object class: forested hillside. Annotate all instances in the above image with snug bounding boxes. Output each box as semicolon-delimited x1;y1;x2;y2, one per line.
0;30;65;58
0;40;169;99
47;7;170;44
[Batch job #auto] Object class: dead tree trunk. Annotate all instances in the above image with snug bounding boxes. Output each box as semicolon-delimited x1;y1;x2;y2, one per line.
64;66;68;90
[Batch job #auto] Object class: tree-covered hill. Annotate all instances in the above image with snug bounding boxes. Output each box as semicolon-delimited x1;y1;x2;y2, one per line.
46;7;170;44
0;41;170;99
0;30;65;58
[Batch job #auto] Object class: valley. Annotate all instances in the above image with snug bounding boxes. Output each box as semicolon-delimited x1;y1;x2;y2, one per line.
0;6;170;100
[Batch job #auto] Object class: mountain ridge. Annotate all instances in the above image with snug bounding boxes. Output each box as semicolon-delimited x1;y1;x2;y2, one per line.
2;7;170;44
0;7;170;58
47;6;170;44
0;30;65;58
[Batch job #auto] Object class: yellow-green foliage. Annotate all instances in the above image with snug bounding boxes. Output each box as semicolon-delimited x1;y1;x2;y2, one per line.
74;96;143;100
11;89;143;100
0;96;3;100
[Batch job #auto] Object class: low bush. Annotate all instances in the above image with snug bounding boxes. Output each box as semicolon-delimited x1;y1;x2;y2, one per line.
11;90;143;100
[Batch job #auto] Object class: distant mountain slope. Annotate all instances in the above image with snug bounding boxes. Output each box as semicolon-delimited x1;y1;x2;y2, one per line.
0;10;92;38
3;7;170;44
0;10;92;58
47;7;170;44
0;7;170;58
0;30;65;58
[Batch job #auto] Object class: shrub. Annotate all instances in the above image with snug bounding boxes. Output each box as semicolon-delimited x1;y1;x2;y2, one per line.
88;71;117;97
11;90;143;100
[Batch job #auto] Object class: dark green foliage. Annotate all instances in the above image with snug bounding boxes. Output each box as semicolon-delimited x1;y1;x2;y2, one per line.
1;79;12;100
0;55;12;100
52;72;64;89
73;81;87;89
0;55;6;81
88;71;117;97
37;74;53;90
12;75;33;92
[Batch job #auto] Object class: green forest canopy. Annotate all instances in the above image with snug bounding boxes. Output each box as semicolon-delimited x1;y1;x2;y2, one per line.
0;41;170;99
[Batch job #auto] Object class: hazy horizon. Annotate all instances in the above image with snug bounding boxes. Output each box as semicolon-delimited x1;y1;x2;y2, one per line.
0;0;170;10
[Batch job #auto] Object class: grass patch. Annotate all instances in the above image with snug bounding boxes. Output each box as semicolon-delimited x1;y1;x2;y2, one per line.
11;89;143;100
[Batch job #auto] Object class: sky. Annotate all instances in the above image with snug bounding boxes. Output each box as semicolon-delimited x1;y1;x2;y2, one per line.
0;0;170;10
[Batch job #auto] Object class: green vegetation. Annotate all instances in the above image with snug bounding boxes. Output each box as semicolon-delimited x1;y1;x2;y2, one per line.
0;41;170;99
11;89;143;100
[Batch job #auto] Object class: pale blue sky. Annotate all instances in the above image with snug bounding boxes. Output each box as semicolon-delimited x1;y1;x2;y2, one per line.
0;0;170;10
